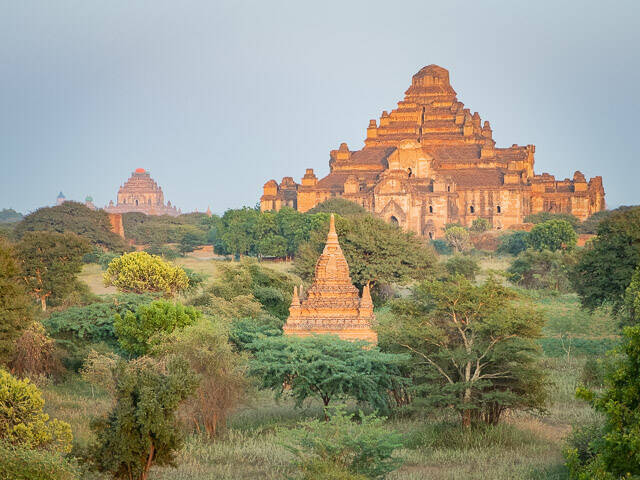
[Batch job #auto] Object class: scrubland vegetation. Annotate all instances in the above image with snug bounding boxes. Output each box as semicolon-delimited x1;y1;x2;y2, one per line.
1;199;639;479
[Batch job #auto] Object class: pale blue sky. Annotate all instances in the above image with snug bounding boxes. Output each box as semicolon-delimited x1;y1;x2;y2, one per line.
1;1;639;214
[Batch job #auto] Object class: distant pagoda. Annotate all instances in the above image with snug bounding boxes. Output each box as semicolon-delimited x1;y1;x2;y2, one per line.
105;168;180;216
283;214;377;343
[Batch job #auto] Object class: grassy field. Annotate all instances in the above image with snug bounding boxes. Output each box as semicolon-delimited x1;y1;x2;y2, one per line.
60;254;614;479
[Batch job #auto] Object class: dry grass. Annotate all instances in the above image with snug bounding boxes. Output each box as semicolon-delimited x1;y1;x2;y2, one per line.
78;264;117;295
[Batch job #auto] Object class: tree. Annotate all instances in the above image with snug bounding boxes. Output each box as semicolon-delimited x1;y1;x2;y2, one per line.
380;276;547;427
307;198;367;216
624;265;640;326
0;208;23;224
282;408;403;480
114;300;200;356
14;202;127;251
524;211;580;230
103;251;189;296
152;318;248;437
9;322;62;378
294;215;436;299
572;207;640;313
567;326;640;478
0;369;72;452
470;217;490;233
178;230;206;255
526;219;577;251
220;207;261;257
0;238;33;364
16;231;90;311
444;225;470;253
248;335;408;416
90;356;198;480
497;231;529;256
445;255;480;280
508;249;577;292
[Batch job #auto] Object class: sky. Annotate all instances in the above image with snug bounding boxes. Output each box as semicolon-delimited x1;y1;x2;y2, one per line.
1;0;639;215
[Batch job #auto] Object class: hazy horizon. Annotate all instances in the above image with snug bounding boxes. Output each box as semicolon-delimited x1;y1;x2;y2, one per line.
2;1;639;215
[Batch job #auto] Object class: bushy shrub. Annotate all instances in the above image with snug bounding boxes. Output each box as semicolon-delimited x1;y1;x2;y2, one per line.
445;255;480;280
0;369;73;452
9;323;63;378
527;220;577;251
114;300;200;356
229;317;283;351
431;239;452;255
103;251;189;296
0;442;79;480
444;225;470;252
524;211;580;230
470;217;490;232
80;350;119;397
497;231;529;256
508;249;576;291
282;408;403;480
579;357;606;388
152;318;248;437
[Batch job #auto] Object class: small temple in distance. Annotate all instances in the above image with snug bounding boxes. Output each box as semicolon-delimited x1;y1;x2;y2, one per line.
283;214;377;343
105;168;180;216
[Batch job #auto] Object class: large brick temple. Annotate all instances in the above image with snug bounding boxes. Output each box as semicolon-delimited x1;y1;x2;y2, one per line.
105;168;180;216
283;214;377;343
261;65;605;238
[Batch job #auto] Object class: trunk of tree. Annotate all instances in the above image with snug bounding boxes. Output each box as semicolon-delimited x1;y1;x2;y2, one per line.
462;360;472;428
40;296;47;312
141;441;155;480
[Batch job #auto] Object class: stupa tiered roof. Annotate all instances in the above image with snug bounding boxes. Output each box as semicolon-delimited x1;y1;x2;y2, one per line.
283;214;377;343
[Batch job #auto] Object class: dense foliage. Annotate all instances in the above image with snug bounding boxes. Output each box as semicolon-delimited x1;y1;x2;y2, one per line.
103;251;190;296
0;238;33;364
444;225;470;253
122;212;209;246
283;408;403;479
497;231;529;256
0;369;72;452
508;249;577;291
572;206;640;313
0;442;79;480
294;214;436;299
306;198;368;216
444;255;480;280
152;318;248;437
524;212;580;230
14;202;127;251
90;356;198;480
114;300;201;356
249;335;408;414
16;231;90;311
567;326;640;478
381;276;547;426
526;219;577;251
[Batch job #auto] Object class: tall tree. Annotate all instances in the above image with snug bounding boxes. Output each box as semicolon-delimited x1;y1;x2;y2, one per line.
526;219;577;251
380;276;547;427
90;356;198;480
0;238;33;364
16;231;90;311
14;202;127;251
572;207;640;313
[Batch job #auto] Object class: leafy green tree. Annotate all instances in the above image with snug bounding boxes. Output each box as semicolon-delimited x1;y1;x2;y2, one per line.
257;234;288;257
572;207;640;313
0;238;33;364
567;325;640;478
103;251;189;296
294;215;436;298
122;212;210;245
114;300;200;356
307;198;367;216
16;231;90;311
526;219;577;251
508;249;577;291
624;265;640;326
524;211;580;230
220;207;261;257
444;225;470;253
497;231;529;255
152;318;248;437
282;407;403;480
178;230;206;255
380;276;547;427
14;202;127;251
470;217;490;232
89;356;198;480
0;369;72;452
577;210;612;234
248;335;408;415
445;255;480;280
